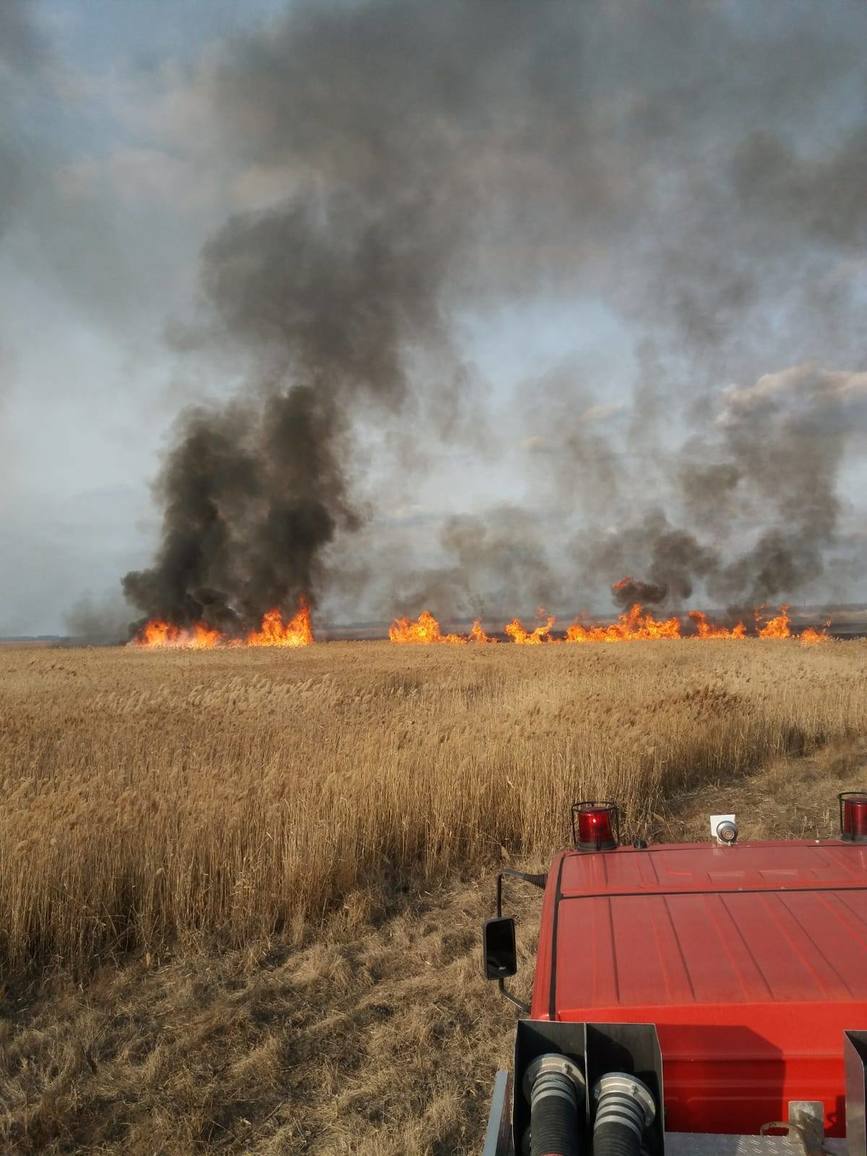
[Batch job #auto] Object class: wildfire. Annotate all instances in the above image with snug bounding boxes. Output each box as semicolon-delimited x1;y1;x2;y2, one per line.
799;626;829;646
245;602;314;647
130;587;833;650
754;607;829;644
388;596;832;646
133;620;221;649
566;604;682;643
687;611;747;640
131;601;314;648
388;611;496;644
505;614;555;644
756;606;791;639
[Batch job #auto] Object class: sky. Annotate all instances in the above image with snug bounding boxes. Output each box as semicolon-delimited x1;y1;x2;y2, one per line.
1;0;866;636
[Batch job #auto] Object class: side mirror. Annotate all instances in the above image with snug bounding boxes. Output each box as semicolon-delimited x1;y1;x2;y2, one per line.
483;916;517;979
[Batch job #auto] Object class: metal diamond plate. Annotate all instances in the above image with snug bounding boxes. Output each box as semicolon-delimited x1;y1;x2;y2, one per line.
665;1136;801;1154
665;1137;849;1154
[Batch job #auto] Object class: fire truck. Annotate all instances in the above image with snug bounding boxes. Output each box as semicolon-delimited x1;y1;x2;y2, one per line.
482;794;867;1155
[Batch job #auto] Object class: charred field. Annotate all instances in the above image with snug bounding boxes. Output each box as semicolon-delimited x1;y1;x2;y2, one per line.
1;638;866;1153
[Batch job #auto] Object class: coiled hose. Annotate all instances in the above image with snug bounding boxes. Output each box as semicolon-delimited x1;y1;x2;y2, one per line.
591;1073;656;1156
524;1053;585;1156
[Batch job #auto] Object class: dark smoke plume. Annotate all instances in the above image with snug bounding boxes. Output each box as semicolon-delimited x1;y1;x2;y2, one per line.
582;510;720;611
581;367;867;612
385;508;560;623
124;184;451;626
123;1;867;627
611;577;668;610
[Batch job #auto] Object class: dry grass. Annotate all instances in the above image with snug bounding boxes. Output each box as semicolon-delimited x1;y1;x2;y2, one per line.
1;640;866;977
1;639;866;1153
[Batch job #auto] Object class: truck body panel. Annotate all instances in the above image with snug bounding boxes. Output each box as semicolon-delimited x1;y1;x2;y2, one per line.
529;840;867;1136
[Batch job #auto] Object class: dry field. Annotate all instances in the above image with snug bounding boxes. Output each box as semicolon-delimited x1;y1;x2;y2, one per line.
1;639;866;1153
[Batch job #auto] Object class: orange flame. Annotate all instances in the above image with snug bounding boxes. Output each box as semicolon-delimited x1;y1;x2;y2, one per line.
133;592;833;651
388;610;470;644
799;626;829;646
469;619;497;643
757;606;791;639
131;601;314;648
132;620;221;649
687;610;747;639
389;600;831;646
245;602;314;647
565;603;681;642
504;613;555;644
192;622;223;648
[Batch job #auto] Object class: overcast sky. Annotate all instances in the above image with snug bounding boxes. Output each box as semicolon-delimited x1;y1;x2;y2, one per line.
1;0;866;635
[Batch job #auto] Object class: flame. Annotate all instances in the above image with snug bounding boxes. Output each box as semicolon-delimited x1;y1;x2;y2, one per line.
687;611;747;639
133;620;220;648
131;601;314;648
386;610;469;647
132;591;833;651
389;610;449;644
757;606;791;639
799;626;829;646
388;611;498;644
565;603;681;643
192;622;223;648
245;602;314;647
387;601;831;646
504;613;555;644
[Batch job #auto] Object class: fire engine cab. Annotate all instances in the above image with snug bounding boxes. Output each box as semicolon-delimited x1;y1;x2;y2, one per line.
482;795;867;1155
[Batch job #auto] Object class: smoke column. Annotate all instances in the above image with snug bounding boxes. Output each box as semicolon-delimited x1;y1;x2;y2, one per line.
123;1;867;628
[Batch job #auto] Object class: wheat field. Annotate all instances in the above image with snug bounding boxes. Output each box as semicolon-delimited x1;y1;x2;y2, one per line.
2;639;865;977
1;639;866;1152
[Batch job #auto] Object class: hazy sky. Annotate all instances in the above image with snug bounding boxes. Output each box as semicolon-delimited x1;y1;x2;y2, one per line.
1;1;284;634
1;0;866;635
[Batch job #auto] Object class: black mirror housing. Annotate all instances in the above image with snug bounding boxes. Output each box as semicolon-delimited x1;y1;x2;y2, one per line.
483;916;517;979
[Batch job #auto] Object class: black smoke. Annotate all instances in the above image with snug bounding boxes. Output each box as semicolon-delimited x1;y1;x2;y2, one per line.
576;367;867;613
122;1;867;627
124;184;452;626
611;578;668;610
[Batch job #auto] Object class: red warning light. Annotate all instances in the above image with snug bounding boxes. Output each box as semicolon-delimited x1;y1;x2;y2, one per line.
572;801;619;852
839;791;867;843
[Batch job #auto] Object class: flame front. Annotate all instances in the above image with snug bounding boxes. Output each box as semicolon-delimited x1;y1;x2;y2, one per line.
389;610;452;644
756;606;791;639
388;611;494;644
131;601;314;649
245;602;314;647
390;597;831;646
565;604;682;643
799;626;829;646
687;611;747;640
755;607;828;643
130;588;832;650
505;614;555;644
134;620;221;649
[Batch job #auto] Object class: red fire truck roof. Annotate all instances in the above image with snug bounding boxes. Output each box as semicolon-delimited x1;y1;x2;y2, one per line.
530;840;867;1136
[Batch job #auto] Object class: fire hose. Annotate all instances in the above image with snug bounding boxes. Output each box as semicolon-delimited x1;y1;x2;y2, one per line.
591;1073;656;1156
523;1058;656;1156
524;1054;585;1156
